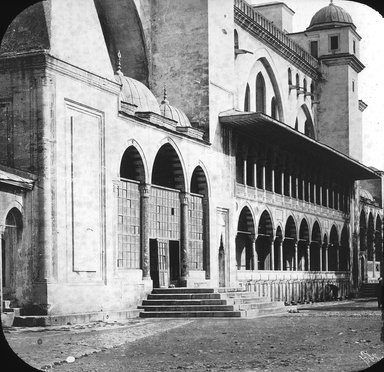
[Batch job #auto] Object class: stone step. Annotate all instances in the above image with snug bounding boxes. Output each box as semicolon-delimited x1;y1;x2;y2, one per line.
240;306;288;318
139;305;235;312
147;293;221;300
236;301;285;311
224;296;271;305
142;299;227;306
152;288;215;294
140;311;242;318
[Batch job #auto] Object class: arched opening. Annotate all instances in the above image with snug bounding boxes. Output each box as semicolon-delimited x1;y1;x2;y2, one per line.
256;72;266;113
256;210;273;270
284;216;297;271
244;83;250;112
236;207;255;270
271;97;278;120
2;208;23;303
322;234;328;271
295;73;300;88
359;210;367;252
367;213;374;261
190;166;209;273
150;143;186;287
117;146;145;269
329;225;339;271
288;68;292;86
311;221;322;271
340;226;349;271
298;219;309;271
295;118;298;131
303;78;307;94
274;226;283;270
375;216;382;264
234;29;239;50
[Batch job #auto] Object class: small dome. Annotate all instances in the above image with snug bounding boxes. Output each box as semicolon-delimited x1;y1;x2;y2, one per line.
360;189;374;202
115;73;160;115
159;91;191;127
307;2;354;31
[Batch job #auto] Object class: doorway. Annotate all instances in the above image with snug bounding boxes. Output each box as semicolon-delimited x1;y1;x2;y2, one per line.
150;239;180;288
218;236;225;287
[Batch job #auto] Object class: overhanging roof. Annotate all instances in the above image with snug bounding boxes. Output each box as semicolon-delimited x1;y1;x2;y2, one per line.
0;166;35;190
219;110;379;181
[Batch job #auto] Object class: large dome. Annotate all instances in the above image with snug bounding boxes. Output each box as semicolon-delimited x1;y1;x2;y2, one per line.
114;73;160;114
307;2;354;31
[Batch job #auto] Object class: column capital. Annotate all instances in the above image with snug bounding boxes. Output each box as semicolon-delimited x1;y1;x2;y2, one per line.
139;183;151;198
249;234;257;243
0;225;5;235
179;191;190;205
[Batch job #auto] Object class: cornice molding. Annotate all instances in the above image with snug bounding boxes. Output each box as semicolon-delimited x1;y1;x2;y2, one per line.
234;2;321;80
319;53;365;73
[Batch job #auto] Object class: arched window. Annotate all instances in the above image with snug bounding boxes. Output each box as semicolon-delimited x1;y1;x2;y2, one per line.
256;72;266;113
244;83;250;112
310;82;314;100
303;79;307;94
288;68;292;85
234;29;239;50
295;118;298;130
271;97;277;119
295;73;300;88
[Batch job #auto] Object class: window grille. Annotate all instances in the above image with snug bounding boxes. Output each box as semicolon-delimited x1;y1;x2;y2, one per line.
189;194;204;270
150;186;180;240
117;180;140;268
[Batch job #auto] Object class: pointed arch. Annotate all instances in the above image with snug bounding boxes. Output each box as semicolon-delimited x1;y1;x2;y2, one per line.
329;225;339;271
271;96;278;119
311;220;322;271
360;209;367;252
256;72;266;113
340;225;349;271
367;212;375;261
299;218;310;241
152;141;186;192
236;206;255;270
288;68;292;86
258;210;274;237
376;215;382;263
120;145;146;182
244;83;250;112
284;215;297;240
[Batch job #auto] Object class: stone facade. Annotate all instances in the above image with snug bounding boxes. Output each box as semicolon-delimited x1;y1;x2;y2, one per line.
0;0;382;318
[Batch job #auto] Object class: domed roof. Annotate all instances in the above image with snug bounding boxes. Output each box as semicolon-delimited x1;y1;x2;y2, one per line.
159;89;191;127
114;73;160;115
360;189;374;202
307;2;354;31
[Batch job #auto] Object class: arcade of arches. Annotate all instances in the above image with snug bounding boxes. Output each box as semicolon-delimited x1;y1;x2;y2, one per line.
236;208;349;273
117;143;209;288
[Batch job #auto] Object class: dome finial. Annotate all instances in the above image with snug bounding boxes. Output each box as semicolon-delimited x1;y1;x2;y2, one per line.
116;50;123;75
161;85;169;104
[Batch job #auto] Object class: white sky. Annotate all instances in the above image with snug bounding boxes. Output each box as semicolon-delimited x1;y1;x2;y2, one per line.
260;0;384;170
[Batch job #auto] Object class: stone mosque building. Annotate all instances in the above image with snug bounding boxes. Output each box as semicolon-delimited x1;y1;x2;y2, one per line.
0;0;382;320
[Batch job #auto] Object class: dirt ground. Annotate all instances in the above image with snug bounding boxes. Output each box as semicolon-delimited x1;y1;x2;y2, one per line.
2;299;384;372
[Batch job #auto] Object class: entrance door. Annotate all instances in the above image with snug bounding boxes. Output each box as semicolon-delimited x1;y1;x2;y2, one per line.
219;240;225;287
169;241;180;286
150;239;169;288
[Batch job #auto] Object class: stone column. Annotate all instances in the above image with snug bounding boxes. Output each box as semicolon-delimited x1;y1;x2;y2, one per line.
308;181;311;203
302;178;306;201
279;238;284;270
289;175;292;197
319;185;323;206
253;161;257;189
180;192;190;285
307;243;311;271
243;158;247;185
0;227;4;314
319;243;323;271
326;185;329;208
270;238;275;270
139;184;151;279
271;168;275;193
326;244;330;271
251;235;257;270
373;237;376;278
294;241;298;271
313;183;317;205
336;244;340;271
262;162;266;190
281;171;285;196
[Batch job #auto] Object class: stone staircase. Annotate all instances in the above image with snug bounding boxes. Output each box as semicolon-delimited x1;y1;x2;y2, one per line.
359;283;378;298
139;288;287;318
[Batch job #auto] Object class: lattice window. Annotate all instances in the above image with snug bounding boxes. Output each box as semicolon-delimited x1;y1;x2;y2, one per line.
117;180;140;268
150;186;180;240
189;194;204;270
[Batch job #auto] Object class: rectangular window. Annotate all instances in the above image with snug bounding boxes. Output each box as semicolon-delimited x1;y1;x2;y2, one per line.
330;35;339;51
353;40;356;54
310;41;318;58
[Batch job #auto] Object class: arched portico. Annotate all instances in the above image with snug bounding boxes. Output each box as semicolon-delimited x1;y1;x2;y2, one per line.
236;206;255;270
284;216;297;271
256;210;274;270
310;221;322;271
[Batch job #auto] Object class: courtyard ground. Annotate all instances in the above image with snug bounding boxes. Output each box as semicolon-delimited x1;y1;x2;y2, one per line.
2;299;384;372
